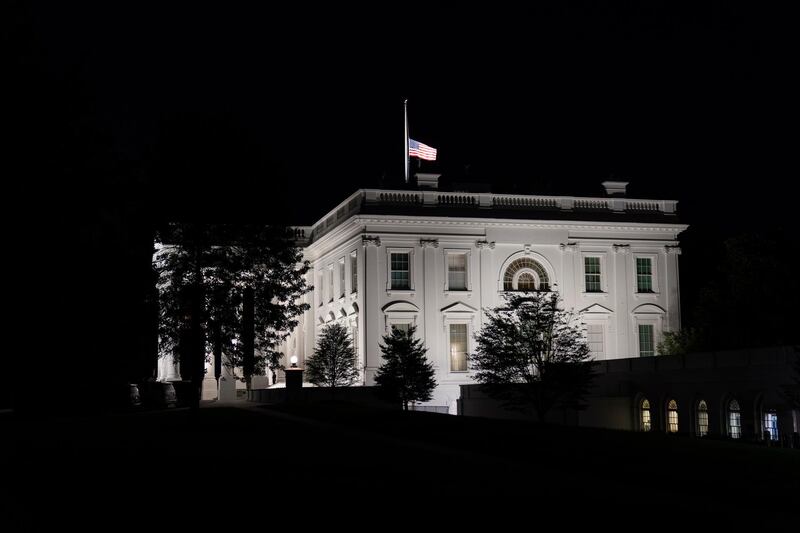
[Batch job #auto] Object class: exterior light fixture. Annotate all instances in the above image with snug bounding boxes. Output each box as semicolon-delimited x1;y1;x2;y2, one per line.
290;355;298;368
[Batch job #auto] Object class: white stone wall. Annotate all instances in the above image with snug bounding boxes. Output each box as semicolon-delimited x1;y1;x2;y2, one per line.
294;216;685;411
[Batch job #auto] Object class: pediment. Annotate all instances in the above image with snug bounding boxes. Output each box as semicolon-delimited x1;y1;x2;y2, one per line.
631;303;666;314
382;300;420;313
580;304;614;314
441;301;478;314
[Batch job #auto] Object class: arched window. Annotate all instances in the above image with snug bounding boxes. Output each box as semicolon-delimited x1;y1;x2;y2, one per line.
667;399;679;433
503;258;550;291
728;399;741;439
697;400;709;437
640;398;652;432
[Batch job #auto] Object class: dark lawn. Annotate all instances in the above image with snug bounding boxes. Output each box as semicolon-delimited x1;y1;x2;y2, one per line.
5;401;799;529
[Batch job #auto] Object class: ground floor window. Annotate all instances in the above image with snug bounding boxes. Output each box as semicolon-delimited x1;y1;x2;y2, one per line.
763;411;778;441
697;400;709;437
728;399;741;439
449;323;468;372
640;398;652;432
667;399;679;433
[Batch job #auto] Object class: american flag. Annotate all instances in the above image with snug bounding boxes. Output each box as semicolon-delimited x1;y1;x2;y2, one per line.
408;138;437;161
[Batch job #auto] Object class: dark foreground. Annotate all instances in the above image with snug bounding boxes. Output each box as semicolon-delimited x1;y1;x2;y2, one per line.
6;401;799;529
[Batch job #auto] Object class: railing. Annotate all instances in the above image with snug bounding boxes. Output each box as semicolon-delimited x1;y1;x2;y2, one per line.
293;189;678;245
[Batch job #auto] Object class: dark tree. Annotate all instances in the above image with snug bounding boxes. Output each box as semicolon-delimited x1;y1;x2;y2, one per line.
155;223;311;408
471;292;595;422
305;323;360;395
374;326;437;411
782;347;800;409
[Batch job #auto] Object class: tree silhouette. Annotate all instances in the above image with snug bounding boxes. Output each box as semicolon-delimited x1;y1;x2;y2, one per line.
374;326;437;411
305;323;360;396
155;223;311;407
471;291;595;422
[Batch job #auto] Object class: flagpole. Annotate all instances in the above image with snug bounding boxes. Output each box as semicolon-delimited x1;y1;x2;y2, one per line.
404;99;409;184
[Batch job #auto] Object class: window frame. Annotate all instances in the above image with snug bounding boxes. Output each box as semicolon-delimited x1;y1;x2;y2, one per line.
640;398;652;432
350;251;358;295
448;322;469;372
387;248;415;292
338;258;346;299
444;249;471;292
582;253;606;293
697;400;709;437
728;399;742;439
633;254;659;294
584;322;606;360
667;399;679;433
328;265;335;303
637;323;656;357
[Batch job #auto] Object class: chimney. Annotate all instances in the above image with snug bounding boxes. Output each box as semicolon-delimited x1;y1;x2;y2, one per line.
416;173;441;190
601;181;628;197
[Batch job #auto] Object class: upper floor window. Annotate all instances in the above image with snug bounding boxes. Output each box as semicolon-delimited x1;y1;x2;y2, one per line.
328;266;334;302
640;398;652;432
317;273;324;307
449;323;468;372
350;253;357;294
390;252;410;290
339;259;345;298
638;324;655;357
697;400;709;437
728;399;741;439
503;258;550;291
667;399;679;433
636;257;654;293
584;257;602;292
447;253;468;291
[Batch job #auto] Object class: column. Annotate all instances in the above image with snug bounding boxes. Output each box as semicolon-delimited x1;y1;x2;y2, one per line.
363;235;382;384
421;238;439;367
613;244;631;357
476;240;495;329
664;245;682;332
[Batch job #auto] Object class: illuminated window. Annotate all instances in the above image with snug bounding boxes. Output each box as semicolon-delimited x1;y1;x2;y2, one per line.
390;253;410;290
697;400;709;437
447;253;467;291
584;257;602;292
763;411;778;441
667;399;679;433
350;253;357;294
640;398;652;432
449;323;468;372
638;324;655;357
503;258;550;291
636;257;653;293
728;399;741;439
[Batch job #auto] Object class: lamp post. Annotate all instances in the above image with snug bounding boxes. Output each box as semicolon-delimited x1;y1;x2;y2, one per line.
285;354;303;403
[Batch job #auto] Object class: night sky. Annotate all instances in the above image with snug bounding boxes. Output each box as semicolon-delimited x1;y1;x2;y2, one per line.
8;3;796;393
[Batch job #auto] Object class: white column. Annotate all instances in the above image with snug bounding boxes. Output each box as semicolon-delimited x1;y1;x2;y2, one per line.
664;245;682;332
363;236;382;384
476;240;495;329
613;244;631;357
421;238;439;367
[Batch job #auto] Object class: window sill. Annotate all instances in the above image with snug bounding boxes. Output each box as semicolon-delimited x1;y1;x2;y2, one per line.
387;290;415;296
582;291;607;296
444;290;472;297
634;291;660;298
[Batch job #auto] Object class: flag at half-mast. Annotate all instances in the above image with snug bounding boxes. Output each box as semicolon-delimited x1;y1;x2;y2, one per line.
408;138;437;161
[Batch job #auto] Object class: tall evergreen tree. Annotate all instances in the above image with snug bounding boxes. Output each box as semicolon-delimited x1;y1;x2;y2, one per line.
305;323;360;396
155;223;311;408
471;291;595;422
374;326;437;411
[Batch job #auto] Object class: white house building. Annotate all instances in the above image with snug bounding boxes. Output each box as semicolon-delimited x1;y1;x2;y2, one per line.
282;177;687;414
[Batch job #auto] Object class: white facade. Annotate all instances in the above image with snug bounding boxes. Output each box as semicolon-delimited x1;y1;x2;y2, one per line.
287;184;687;413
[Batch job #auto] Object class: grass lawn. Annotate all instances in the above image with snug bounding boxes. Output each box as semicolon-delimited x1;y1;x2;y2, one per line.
6;401;799;528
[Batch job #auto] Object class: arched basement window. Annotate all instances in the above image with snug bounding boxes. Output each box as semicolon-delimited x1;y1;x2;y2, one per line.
640;398;652;432
667;399;679;433
728;399;741;439
503;258;550;291
697;400;709;437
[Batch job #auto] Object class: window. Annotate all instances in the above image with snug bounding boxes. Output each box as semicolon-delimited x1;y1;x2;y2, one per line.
697;400;709;437
447;253;467;291
636;257;653;293
728;399;741;439
350;253;357;294
391;323;410;335
328;267;334;302
339;259;345;298
763;411;778;441
584;257;602;292
640;399;652;432
317;273;324;307
638;324;655;357
586;324;605;359
449;323;468;372
390;252;410;290
667;399;679;433
503;258;550;291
